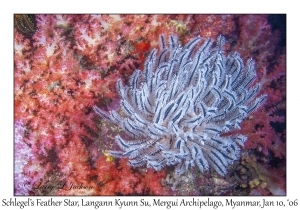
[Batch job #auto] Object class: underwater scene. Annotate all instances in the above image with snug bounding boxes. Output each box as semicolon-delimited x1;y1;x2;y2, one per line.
14;14;286;196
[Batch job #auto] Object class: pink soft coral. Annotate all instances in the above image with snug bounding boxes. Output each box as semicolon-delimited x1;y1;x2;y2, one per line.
94;157;168;195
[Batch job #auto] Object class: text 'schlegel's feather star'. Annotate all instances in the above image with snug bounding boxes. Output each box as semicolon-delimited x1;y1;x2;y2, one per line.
94;34;266;176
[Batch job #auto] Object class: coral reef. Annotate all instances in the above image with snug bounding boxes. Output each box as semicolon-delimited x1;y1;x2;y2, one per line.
14;14;285;195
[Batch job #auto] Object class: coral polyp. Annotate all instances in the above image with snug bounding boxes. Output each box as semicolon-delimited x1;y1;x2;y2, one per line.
94;34;266;176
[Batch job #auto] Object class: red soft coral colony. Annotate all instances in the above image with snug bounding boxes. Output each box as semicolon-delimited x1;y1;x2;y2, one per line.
14;14;286;195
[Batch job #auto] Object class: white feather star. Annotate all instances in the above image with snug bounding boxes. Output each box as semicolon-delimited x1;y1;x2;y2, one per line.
94;34;266;176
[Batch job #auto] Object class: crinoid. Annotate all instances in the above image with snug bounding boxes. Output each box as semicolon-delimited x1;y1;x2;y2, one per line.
14;14;36;38
94;34;266;176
